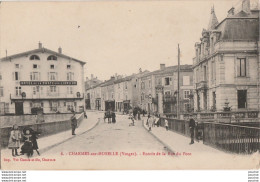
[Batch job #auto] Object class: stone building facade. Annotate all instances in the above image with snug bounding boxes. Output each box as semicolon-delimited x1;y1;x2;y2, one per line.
193;0;260;114
0;43;85;115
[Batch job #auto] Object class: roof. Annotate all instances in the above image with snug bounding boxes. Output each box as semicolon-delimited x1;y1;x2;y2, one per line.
141;65;193;78
0;48;86;65
114;75;134;84
208;7;219;30
216;15;259;41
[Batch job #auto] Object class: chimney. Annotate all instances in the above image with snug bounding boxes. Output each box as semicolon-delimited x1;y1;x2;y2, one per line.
242;0;250;13
38;42;42;49
91;74;94;79
227;7;235;17
58;47;62;54
160;64;166;70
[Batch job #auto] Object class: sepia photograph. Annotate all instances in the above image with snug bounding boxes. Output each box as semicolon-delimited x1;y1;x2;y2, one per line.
0;0;259;170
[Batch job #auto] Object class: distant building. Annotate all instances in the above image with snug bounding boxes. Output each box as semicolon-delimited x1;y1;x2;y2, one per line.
193;0;260;114
138;64;193;116
0;42;86;115
84;74;102;109
85;74;102;90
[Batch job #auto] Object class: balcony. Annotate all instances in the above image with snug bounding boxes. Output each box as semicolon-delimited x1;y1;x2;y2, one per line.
195;81;208;90
10;92;84;101
163;95;176;103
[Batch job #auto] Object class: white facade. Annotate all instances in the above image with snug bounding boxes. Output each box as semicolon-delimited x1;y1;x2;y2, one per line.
0;45;85;115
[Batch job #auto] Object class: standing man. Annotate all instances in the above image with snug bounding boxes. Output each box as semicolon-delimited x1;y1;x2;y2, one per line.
71;112;78;135
189;114;196;144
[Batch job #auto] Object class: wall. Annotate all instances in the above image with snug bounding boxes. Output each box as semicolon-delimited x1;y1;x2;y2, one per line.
0;113;83;148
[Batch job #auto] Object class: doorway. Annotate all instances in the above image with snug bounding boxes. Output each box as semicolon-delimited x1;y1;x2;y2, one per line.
15;102;24;115
238;90;247;109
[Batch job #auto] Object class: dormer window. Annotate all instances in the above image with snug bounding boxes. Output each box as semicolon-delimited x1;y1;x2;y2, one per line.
47;55;57;61
30;55;40;60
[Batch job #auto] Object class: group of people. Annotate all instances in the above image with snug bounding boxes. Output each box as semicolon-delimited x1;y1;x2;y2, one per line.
8;124;40;157
146;113;197;145
104;110;116;124
146;114;161;131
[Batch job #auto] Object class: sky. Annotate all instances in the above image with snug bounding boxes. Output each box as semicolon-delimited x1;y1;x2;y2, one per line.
0;0;245;81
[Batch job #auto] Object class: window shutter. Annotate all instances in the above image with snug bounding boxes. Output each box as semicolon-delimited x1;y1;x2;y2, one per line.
39;72;41;81
12;72;15;81
72;73;74;80
30;72;32;81
56;72;58;81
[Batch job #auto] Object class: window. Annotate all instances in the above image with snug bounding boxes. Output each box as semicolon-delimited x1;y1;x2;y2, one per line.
33;64;38;69
165;77;170;86
50;101;58;112
141;82;145;89
125;82;128;89
30;55;40;60
30;72;40;81
15;64;20;68
50;86;57;93
49;72;57;81
0;87;3;97
165;91;171;95
50;65;55;69
149;80;151;88
157;78;162;85
67;65;71;69
67;72;74;81
67;102;74;111
183;76;190;86
184;103;190;112
184;90;190;99
237;58;246;77
5;103;9;113
67;87;73;94
211;61;216;81
14;72;20;80
47;55;57;60
15;87;22;96
0;73;2;80
112;93;114;99
118;83;120;89
32;86;39;95
125;94;128;100
238;90;247;109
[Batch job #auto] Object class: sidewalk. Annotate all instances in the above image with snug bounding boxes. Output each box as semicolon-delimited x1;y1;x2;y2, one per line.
1;112;102;157
142;118;227;155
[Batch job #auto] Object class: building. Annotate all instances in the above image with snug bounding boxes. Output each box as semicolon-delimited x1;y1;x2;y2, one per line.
0;43;86;115
85;75;102;110
138;64;193;116
113;69;149;113
193;0;260;115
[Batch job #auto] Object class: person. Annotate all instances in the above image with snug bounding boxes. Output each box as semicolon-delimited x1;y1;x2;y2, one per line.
20;128;34;157
137;111;141;120
8;124;22;157
112;112;116;124
129;113;135;126
107;110;112;124
148;115;153;131
142;109;145;117
189;115;196;144
84;111;88;119
29;128;41;156
165;119;169;131
71;112;78;135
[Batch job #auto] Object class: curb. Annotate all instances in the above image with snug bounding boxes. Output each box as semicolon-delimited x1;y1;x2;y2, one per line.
142;119;176;155
40;119;101;154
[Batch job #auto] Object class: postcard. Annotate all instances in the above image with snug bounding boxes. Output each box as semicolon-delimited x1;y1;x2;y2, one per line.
0;0;259;170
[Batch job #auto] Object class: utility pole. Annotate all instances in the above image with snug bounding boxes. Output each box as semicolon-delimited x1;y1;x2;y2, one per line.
177;44;180;119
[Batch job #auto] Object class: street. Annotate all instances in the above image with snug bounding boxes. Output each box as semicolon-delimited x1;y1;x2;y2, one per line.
46;112;169;155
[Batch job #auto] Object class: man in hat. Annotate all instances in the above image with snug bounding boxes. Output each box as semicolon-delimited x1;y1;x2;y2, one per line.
189;114;196;144
71;112;78;135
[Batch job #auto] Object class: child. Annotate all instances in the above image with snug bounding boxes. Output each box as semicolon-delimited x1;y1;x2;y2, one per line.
8;124;22;157
20;128;34;157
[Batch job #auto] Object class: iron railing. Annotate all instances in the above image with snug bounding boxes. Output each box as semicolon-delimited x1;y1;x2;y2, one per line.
203;122;259;154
